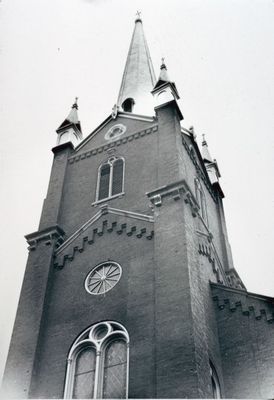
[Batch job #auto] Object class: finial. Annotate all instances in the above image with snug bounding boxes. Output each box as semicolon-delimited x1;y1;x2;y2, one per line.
202;134;207;145
189;126;197;139
72;97;78;109
160;57;167;69
135;10;142;22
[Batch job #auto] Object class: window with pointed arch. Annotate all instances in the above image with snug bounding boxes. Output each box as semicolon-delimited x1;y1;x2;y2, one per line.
210;362;221;398
96;157;125;202
195;178;208;224
64;321;129;399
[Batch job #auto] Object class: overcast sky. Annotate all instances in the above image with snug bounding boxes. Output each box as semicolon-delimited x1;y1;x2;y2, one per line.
1;0;274;383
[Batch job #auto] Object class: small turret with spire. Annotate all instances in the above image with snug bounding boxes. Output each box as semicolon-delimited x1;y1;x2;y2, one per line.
201;134;221;185
151;59;183;120
56;98;83;147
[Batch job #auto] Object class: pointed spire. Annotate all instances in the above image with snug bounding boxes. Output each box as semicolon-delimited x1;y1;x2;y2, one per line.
158;58;170;83
202;134;213;163
153;59;179;98
201;135;221;184
58;98;81;130
117;14;156;115
56;98;83;147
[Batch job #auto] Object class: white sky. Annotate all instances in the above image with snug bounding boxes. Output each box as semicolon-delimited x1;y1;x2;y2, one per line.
1;0;274;383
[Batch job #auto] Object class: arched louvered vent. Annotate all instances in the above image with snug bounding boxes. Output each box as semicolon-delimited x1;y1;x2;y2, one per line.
96;158;125;202
98;163;111;200
112;159;124;196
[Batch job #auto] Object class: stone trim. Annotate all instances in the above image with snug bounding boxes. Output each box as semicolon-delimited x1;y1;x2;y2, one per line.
146;179;199;216
25;225;65;251
68;125;158;165
54;218;154;269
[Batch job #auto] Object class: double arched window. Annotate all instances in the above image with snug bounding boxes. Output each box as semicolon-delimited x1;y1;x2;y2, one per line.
64;321;129;399
96;157;125;202
195;178;208;224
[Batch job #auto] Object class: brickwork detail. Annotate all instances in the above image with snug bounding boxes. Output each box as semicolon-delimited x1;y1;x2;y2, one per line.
212;283;274;323
181;132;217;202
147;179;199;216
25;225;65;251
198;241;224;284
68;125;158;165
54;218;154;269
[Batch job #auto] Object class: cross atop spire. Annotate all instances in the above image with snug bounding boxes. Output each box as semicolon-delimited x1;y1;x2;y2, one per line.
135;10;142;22
72;97;78;110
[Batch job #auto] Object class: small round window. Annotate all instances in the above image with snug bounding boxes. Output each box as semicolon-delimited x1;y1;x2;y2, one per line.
104;124;126;141
85;261;122;295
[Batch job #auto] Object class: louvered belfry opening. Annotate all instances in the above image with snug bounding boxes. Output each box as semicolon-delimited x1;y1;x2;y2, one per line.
112;159;124;196
98;163;111;200
97;158;124;201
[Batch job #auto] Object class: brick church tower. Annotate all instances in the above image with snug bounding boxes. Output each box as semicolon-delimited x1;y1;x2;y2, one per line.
2;16;274;399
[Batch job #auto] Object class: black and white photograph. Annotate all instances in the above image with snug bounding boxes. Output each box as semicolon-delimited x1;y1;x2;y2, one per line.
1;0;274;398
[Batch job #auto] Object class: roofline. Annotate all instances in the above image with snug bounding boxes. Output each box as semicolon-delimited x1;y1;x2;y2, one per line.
210;282;274;303
75;111;156;152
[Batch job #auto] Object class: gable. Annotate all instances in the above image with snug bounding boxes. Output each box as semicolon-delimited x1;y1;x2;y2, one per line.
75;112;157;154
54;205;154;269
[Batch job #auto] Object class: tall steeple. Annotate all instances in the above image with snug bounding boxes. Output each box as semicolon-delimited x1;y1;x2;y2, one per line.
117;13;156;115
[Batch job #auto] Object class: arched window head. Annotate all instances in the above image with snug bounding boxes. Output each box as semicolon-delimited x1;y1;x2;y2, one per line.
195;178;208;224
210;362;221;398
122;98;135;112
64;321;129;399
96;157;125;202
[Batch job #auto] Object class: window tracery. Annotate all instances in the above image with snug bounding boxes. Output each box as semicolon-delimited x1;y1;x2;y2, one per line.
96;157;125;202
64;322;129;399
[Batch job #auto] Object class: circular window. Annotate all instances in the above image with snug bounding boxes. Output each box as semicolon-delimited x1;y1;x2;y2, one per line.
85;261;122;295
90;322;110;341
104;124;126;141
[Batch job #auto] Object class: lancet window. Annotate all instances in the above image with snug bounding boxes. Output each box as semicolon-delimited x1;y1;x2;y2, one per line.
96;157;125;202
64;321;129;399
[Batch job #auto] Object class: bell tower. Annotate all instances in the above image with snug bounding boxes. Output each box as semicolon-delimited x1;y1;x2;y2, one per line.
2;16;274;400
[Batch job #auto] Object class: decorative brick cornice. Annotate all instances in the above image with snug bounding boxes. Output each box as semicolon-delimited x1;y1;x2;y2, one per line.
146;179;199;216
181;132;217;203
25;225;65;251
211;283;274;324
54;218;154;269
55;205;153;257
68;125;158;165
198;240;226;285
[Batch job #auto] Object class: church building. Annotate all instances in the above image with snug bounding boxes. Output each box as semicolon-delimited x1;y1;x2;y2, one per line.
2;15;274;399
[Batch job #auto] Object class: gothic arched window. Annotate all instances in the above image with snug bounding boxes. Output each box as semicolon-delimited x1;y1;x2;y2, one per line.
97;157;125;202
64;321;129;399
195;178;208;224
210;362;221;398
